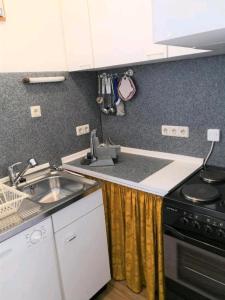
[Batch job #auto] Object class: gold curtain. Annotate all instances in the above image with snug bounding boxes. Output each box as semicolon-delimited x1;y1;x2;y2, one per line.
99;180;165;300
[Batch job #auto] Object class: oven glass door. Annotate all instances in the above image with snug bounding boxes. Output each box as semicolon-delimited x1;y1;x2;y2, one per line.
164;233;225;300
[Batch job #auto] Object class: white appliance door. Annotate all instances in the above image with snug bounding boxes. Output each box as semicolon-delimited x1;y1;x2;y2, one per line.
0;218;62;300
55;205;111;300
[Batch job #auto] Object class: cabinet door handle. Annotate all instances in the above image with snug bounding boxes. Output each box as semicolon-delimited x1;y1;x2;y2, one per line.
184;266;225;287
78;64;91;69
65;234;77;244
146;52;165;57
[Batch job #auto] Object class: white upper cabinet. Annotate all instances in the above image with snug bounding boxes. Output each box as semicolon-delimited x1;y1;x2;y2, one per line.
152;0;225;50
167;46;210;59
61;0;94;71
88;0;166;69
0;0;66;72
1;0;217;72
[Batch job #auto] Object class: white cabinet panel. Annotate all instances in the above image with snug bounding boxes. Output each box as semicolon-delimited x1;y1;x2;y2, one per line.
168;46;210;58
144;0;167;61
55;205;111;300
61;0;94;71
153;0;225;50
52;189;103;232
154;0;225;41
88;0;166;68
0;218;62;300
0;0;66;72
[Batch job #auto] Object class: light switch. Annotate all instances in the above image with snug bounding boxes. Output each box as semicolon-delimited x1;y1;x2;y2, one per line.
30;106;41;118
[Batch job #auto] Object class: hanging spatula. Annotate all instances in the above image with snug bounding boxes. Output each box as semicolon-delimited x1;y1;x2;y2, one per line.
96;75;104;104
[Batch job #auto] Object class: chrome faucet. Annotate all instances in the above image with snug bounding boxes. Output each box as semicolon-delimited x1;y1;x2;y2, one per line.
8;158;38;187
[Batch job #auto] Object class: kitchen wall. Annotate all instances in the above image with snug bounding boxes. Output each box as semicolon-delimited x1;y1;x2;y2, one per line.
2;54;225;179
101;55;225;167
0;71;98;177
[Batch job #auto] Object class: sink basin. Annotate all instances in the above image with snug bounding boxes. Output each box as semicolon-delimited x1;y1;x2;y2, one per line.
19;170;88;205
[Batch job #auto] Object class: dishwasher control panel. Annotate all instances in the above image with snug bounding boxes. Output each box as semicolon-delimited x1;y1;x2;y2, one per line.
25;225;48;247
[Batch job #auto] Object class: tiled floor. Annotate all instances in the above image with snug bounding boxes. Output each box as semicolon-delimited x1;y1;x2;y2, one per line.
94;280;147;300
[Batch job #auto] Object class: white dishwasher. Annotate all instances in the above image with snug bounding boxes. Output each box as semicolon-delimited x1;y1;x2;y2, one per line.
0;217;62;300
52;189;111;300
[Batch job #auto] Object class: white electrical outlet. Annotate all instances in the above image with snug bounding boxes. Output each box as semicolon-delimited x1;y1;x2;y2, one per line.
83;124;90;134
30;106;41;118
161;125;189;138
76;124;90;136
178;126;189;138
207;129;220;142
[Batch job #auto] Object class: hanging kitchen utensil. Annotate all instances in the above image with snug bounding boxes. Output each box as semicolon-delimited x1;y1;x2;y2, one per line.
104;76;112;114
112;76;120;106
101;76;109;114
116;99;125;116
109;77;116;114
112;76;125;116
118;74;136;101
96;75;103;104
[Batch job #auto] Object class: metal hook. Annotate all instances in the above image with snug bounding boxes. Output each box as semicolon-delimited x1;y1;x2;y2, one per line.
125;69;134;77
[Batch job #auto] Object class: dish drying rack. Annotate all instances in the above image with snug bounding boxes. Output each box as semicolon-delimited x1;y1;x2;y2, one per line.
0;183;29;220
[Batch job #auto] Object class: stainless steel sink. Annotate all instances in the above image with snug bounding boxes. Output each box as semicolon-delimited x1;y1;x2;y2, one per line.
19;170;92;205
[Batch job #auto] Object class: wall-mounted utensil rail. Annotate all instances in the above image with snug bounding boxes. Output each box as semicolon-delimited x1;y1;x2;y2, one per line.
22;76;66;84
99;68;134;79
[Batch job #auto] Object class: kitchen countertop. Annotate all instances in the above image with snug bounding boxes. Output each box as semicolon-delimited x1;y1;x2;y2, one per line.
69;152;173;183
0;147;203;243
63;147;203;196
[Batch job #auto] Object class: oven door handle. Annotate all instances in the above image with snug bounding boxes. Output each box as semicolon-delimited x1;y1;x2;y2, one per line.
164;224;225;256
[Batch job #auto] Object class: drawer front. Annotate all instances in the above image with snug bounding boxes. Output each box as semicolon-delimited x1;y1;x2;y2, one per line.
52;189;103;232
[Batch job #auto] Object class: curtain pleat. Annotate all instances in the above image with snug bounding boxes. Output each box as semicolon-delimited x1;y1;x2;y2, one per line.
92;179;165;300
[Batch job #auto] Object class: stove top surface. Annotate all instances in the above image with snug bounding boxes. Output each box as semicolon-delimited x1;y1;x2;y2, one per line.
165;166;225;218
200;168;225;184
181;183;220;203
164;166;225;245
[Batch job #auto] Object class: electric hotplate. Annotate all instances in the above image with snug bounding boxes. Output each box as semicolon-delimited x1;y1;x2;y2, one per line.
165;166;225;219
200;168;225;184
181;183;220;203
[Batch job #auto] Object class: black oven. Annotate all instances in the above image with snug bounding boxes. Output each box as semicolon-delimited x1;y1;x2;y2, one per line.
164;228;225;300
164;203;225;300
163;165;225;300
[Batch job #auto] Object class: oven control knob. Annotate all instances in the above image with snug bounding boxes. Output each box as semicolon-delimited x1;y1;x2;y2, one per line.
204;225;213;234
217;229;225;238
180;217;189;225
192;220;201;230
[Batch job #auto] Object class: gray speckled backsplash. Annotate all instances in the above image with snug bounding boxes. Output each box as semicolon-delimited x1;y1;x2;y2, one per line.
100;55;225;168
0;71;98;177
2;54;225;178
